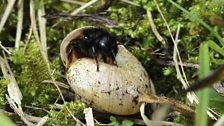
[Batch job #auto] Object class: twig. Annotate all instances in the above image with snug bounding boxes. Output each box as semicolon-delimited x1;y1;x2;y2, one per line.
139;94;195;117
151;55;199;68
30;0;48;63
30;0;41;46
15;0;24;49
94;119;113;126
24;105;50;114
72;14;117;28
45;13;117;28
173;25;190;90
4;110;47;124
1;53;22;104
0;0;16;32
36;116;48;126
23;26;33;53
0;41;11;55
60;0;86;5
121;0;140;6
42;80;70;89
24;113;43;123
38;0;48;61
6;96;34;126
147;10;166;46
71;0;97;16
140;103;183;126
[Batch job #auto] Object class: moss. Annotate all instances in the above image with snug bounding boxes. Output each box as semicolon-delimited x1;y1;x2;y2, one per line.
45;102;86;126
130;46;150;67
173;115;193;126
10;39;59;113
0;79;8;108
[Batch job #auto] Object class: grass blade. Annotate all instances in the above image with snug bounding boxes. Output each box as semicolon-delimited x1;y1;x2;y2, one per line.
195;42;210;126
0;110;16;126
167;0;224;45
208;40;224;57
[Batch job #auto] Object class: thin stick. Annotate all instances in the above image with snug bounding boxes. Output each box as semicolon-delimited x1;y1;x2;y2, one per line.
6;95;33;126
121;0;140;6
38;0;48;62
71;0;97;16
0;0;16;32
174;24;189;89
15;0;24;49
0;41;11;55
60;0;86;5
139;94;195;117
147;11;166;46
42;80;70;89
23;26;33;53
140;103;183;126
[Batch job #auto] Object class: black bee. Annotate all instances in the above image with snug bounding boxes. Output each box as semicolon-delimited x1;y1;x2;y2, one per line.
66;27;118;71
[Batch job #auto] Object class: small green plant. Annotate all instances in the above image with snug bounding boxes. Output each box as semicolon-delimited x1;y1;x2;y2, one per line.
46;102;86;126
9;40;59;113
110;116;134;126
0;79;8;108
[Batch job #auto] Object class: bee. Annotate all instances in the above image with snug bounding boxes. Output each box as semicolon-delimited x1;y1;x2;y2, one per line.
60;26;118;71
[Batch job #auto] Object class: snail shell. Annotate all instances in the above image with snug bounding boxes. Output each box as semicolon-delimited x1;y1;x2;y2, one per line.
61;26;151;115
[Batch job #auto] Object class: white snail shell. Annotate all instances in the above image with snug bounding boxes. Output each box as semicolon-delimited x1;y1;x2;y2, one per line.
61;26;151;115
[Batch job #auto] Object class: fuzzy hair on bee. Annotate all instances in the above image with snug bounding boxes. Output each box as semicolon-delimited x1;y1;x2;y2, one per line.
61;26;118;71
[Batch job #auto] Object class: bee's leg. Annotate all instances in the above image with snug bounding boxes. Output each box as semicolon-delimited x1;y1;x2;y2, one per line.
95;54;102;72
91;46;100;72
95;56;100;72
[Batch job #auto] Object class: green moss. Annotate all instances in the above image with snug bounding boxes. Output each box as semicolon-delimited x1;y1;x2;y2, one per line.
130;46;150;67
110;116;134;126
46;102;86;126
10;40;59;111
173;115;193;126
0;79;8;108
